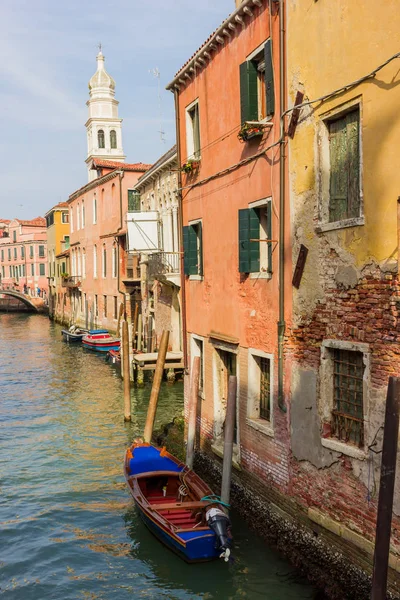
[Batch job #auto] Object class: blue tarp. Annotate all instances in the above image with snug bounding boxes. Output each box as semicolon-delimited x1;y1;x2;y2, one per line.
129;445;184;475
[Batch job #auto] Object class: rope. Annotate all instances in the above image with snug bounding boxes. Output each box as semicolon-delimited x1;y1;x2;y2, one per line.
200;494;231;510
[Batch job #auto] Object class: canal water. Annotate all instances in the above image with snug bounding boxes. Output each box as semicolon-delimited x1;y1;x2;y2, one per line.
0;314;319;599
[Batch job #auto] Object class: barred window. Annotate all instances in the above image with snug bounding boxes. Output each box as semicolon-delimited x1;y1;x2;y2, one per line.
331;349;364;447
258;356;271;421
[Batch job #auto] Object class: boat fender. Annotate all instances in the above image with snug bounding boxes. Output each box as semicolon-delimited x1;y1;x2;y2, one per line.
206;507;231;561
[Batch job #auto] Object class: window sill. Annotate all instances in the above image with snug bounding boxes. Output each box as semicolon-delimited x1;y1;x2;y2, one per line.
211;439;241;470
189;274;203;281
321;437;366;460
316;216;364;233
246;417;274;438
249;271;272;280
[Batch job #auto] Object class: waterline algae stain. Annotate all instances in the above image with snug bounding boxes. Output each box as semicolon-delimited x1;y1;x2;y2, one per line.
0;314;318;599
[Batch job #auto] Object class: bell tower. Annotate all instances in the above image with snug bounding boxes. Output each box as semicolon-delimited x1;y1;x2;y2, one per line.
85;48;125;181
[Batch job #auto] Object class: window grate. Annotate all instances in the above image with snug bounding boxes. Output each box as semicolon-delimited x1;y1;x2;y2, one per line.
331;349;364;447
259;356;271;421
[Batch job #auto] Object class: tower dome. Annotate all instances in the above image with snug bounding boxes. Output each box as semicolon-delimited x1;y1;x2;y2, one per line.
88;51;116;97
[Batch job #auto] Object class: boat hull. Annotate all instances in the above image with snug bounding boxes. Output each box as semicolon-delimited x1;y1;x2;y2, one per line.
82;331;120;352
61;330;86;343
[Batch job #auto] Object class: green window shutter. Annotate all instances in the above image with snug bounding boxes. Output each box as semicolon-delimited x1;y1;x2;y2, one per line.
183;226;190;275
346;109;360;219
249;208;260;273
264;39;275;117
188;225;198;276
196;221;203;275
266;201;272;273
240;61;258;124
329;116;348;222
128;190;140;211
238;209;250;273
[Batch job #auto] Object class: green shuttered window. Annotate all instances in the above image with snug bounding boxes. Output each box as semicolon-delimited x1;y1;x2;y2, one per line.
328;108;360;223
238;203;272;274
128;190;141;212
240;40;275;124
183;222;203;276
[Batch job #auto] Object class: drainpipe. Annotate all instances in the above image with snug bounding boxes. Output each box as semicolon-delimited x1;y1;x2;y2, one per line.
174;88;188;371
277;0;287;412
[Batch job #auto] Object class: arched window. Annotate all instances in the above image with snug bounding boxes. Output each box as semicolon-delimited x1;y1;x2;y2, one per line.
110;130;117;149
82;248;86;279
93;245;97;278
81;200;85;228
98;129;105;149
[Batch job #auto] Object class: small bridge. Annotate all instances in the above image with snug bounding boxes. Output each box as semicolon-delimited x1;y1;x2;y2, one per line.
0;288;47;313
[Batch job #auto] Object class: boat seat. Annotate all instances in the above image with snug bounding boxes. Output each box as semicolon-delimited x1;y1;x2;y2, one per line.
149;500;208;511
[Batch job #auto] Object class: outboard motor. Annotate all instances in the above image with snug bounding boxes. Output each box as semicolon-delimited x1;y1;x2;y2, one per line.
206;507;232;562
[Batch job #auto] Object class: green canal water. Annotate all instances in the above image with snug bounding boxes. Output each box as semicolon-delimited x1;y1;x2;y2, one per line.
0;313;319;599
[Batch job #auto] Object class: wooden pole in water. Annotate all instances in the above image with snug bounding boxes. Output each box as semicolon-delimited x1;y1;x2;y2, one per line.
186;356;200;469
221;376;237;506
132;301;139;349
117;302;124;337
371;376;400;600
137;314;142;352
122;320;131;422
143;330;170;443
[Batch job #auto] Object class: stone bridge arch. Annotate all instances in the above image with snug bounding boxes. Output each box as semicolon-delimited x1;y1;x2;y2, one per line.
0;289;47;313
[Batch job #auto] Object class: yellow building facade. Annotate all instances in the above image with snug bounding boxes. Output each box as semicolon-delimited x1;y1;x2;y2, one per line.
287;0;400;592
45;202;70;320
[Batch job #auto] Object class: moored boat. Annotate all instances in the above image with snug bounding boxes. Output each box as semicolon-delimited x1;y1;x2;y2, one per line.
82;330;120;352
106;349;121;365
61;326;89;343
124;441;232;563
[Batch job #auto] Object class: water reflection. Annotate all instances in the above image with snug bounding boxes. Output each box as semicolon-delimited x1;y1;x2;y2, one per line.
0;314;318;599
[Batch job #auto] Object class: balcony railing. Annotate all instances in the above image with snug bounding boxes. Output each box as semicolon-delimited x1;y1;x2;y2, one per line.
61;276;81;288
148;252;180;279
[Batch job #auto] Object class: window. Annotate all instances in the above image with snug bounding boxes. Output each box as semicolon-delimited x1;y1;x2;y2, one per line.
328;108;360;223
21;246;24;259
93;245;97;278
183;221;203;277
13;230;16;242
1;249;3;262
62;212;69;223
82;201;85;228
112;246;117;278
14;248;17;260
104;295;107;317
238;199;272;275
77;204;80;230
70;210;74;233
39;263;45;276
114;296;118;319
22;264;25;277
46;212;54;227
39;245;45;258
1;266;4;277
102;247;107;278
94;294;98;317
82;249;86;279
93;197;97;224
110;130;117;149
31;264;34;276
186;100;201;160
98;129;105;149
64;236;70;249
30;246;33;258
128;190;140;211
8;249;11;260
247;350;274;435
9;266;12;277
240;39;274;124
215;348;238;444
191;335;205;396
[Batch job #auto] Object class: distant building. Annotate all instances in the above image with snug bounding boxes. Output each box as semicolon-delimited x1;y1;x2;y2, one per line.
0;217;48;296
45;202;70;320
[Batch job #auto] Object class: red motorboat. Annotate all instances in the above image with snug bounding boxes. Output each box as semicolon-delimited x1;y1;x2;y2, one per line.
82;329;120;352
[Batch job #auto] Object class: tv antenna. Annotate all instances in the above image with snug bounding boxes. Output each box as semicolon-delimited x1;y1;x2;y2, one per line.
149;67;166;146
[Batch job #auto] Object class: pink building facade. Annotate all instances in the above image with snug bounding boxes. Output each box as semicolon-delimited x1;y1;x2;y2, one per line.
0;217;48;296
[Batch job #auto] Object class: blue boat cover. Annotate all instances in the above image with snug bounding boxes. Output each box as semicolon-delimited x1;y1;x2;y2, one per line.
129;445;184;475
89;329;109;334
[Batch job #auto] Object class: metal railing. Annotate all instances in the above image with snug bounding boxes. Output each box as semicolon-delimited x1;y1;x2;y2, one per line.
147;252;181;278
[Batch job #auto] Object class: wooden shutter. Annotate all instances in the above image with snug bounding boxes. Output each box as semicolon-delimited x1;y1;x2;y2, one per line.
183;226;190;275
196;221;203;276
193;105;200;158
266;201;272;273
240;61;258;124
238;209;250;273
188;225;198;275
249;208;260;273
264;39;275;117
346;110;360;219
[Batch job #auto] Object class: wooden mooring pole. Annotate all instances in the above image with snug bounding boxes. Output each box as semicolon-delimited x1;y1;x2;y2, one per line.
186;356;200;469
371;376;400;600
143;330;170;443
122;320;131;422
221;376;237;506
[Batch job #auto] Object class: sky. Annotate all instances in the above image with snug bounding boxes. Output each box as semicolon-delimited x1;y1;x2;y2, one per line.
0;0;234;220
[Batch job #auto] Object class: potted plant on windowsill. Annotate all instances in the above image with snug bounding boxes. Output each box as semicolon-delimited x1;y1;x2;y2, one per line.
181;158;200;174
237;122;264;142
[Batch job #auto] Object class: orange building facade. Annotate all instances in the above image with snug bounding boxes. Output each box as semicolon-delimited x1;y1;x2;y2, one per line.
168;0;292;486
